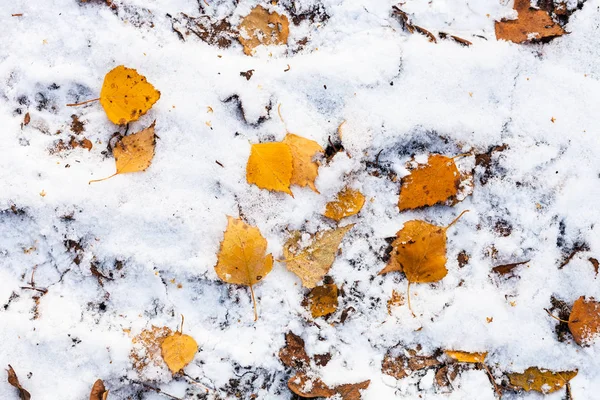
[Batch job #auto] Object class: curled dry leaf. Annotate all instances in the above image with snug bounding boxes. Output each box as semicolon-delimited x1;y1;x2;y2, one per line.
215;216;273;320
444;350;487;363
491;260;529;276
90;379;109;400
279;332;310;369
7;365;31;400
288;372;336;398
399;154;461;211
435;364;459;389
282;133;323;193
284;224;354;288
90;122;156;184
246;142;293;195
324;187;366;222
568;296;600;346
239;6;290;56
508;367;577;393
308;283;338;318
382;349;441;380
161;331;198;374
100;65;161;125
386;289;405;315
495;0;565;43
335;380;371;400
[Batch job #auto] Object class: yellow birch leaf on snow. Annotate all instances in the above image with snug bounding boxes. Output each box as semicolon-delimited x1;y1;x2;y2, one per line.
215;216;274;320
100;65;161;125
161;331;198;373
284;225;353;288
90;122;156;183
399;154;461;211
308;283;338;318
246;142;293;195
238;6;290;56
90;379;109;400
444;350;487;363
568;296;600;346
324;187;365;222
508;367;577;394
282;133;323;193
495;0;565;44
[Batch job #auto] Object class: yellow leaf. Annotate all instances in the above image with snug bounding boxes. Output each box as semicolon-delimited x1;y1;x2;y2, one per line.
308;283;338;318
495;0;565;44
508;367;577;394
89;379;109;400
399;154;461;211
215;216;273;320
282;133;323;193
246;142;293;195
284;225;353;288
444;350;487;363
100;65;161;125
160;331;198;373
568;296;600;346
324;187;365;221
89;122;156;183
238;6;289;56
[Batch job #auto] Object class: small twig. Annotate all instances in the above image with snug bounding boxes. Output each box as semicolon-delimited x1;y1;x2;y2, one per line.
250;285;258;321
66;97;100;107
21;286;48;294
179;314;185;333
407;281;416;318
284;64;291;72
182;372;214;392
215;160;224;168
446;210;470;229
544;308;570;324
135;382;182;400
481;363;502;398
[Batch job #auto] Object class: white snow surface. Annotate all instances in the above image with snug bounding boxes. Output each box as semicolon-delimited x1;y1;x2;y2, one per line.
1;0;600;399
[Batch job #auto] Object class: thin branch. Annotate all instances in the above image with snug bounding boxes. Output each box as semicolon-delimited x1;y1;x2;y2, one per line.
544;308;570;324
66;98;100;107
407;281;416;318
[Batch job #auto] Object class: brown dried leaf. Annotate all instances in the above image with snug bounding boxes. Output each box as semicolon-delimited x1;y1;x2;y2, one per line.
334;380;370;400
508;367;577;393
435;365;459;389
381;350;441;380
7;365;31;400
239;6;290;56
568;296;600;346
279;332;310;369
130;325;173;372
491;260;529;276
90;379;109;400
324;187;366;221
308;283;338;318
288;372;336;398
495;0;565;43
386;289;405;315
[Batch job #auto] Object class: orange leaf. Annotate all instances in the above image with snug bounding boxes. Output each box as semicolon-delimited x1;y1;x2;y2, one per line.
160;331;198;373
444;350;487;363
246;142;293;195
568;296;600;346
282;133;323;193
308;283;338;318
495;0;565;44
508;367;577;393
324;187;365;221
238;6;290;56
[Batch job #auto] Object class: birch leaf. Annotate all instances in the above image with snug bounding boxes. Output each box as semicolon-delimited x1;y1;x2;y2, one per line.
246;142;293;195
324;188;365;221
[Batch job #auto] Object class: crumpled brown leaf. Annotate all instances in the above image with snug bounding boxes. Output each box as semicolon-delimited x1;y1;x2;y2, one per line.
238;6;290;55
495;0;565;43
90;379;109;400
7;365;31;400
381;349;441;380
279;332;310;369
288;372;370;399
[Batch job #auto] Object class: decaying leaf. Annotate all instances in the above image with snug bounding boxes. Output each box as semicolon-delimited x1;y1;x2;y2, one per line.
288;372;336;398
130;325;173;372
282;133;323;193
246;142;293;195
324;187;366;222
100;65;161;125
508;367;577;393
568;296;600;346
239;6;290;56
381;349;441;380
386;289;405;315
435;364;459;389
495;0;565;44
445;350;487;363
279;332;310;369
7;365;31;400
90;379;109;400
215;216;273;320
491;260;529;276
399;154;461;211
335;380;371;400
161;331;198;374
284;225;353;288
89;122;156;184
308;283;338;318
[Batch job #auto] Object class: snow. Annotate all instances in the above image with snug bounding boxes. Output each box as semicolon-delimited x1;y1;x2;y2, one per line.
1;0;600;399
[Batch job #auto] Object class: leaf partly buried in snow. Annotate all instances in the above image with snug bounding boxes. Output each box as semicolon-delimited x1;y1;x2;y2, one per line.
308;283;338;318
279;332;310;369
495;0;565;44
568;296;600;346
284;225;353;288
7;365;31;400
324;187;365;221
90;122;157;183
238;6;290;56
282;133;323;193
399;154;461;211
100;65;161;125
161;331;198;373
130;325;173;372
215;216;273;319
444;350;487;363
288;372;336;398
508;367;577;393
90;379;109;400
382;349;441;380
246;142;293;195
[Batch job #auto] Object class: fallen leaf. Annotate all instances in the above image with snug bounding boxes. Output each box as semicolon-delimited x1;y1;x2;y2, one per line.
90;379;109;400
130;326;173;372
308;283;338;318
398;154;461;211
89;122;156;183
7;365;31;400
386;289;405;315
246;142;293;195
491;260;529;276
495;0;565;43
314;353;332;367
435;365;459;389
282;133;323;193
215;216;273;319
288;372;336;398
238;6;290;56
324;187;366;221
382;349;441;380
334;380;370;400
284;225;354;288
508;367;577;393
568;296;600;346
100;65;161;125
589;257;599;275
161;331;198;373
279;332;310;369
444;350;487;363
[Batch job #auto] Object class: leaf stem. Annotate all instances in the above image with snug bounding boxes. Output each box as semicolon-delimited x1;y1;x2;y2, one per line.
481;363;502;398
250;285;258;321
407;281;416;318
544;308;570;324
180;314;185;334
446;209;470;229
89;172;117;185
277;104;289;132
66;97;100;107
